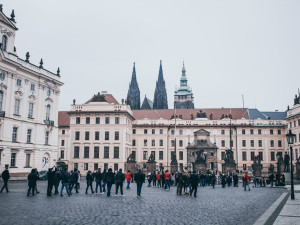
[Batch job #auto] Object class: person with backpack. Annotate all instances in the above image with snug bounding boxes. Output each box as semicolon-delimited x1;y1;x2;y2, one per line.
115;169;125;196
0;166;10;193
125;170;132;190
244;171;250;191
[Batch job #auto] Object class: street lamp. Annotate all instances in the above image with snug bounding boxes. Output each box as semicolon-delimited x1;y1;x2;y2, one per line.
286;129;296;200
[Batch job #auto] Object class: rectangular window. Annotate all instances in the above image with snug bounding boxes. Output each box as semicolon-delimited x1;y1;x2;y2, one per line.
258;140;262;147
96;117;100;124
114;163;118;171
76;117;80;124
114;147;119;158
152;139;155;146
0;73;5;80
251;152;255;161
115;131;119;141
221;130;225;135
61;139;65;146
62;130;65;135
132;139;136;146
84;163;88;171
30;84;35;91
278;130;281;135
11;153;16;167
74;163;79;170
221;140;225;147
179;140;183;147
271;152;275;161
85;131;90;140
251;140;254;147
259;152;263;161
45;132;49;145
179;151;183;160
105;131;109;141
104;163;108;170
144;139;147;146
159;151;163;160
27;129;32;143
171;140;175;147
115;117;120;124
278;140;282;147
60;150;64;159
171;130;175;135
179;130;183;135
250;129;254;135
159;139;163;146
12;127;18;142
270;129;273;135
242;129;246;135
160;129;163;134
74;146;80;158
75;131;80;140
105;117;110;124
151;151;155;160
94;146;99;158
270;140;274;147
86;117;90;124
242;152;247;161
16;79;22;86
221;152;225;160
133;129;136;134
144;129;148;134
25;154;30;167
104;146;109;158
242;140;246;147
152;129;155;134
132;151;136;160
94;163;98;171
14;99;20;115
28;103;34;118
258;129;262;135
143;151;148;160
95;131;100;140
84;146;89;158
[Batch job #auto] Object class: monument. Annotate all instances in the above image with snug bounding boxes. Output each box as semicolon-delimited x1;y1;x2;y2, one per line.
146;153;156;172
126;153;137;172
252;155;263;177
223;149;237;175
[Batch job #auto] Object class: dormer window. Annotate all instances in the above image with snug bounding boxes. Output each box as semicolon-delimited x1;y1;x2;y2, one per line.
16;79;22;86
2;35;7;51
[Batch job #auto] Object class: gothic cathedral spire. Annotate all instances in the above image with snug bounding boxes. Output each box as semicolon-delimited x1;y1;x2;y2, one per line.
153;60;168;109
127;62;140;110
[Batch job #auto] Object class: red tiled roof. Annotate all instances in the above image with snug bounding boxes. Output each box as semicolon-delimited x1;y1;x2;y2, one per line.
58;111;70;127
132;108;249;120
85;94;119;104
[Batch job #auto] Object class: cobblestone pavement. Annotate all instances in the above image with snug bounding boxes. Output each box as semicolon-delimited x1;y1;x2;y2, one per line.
0;180;286;225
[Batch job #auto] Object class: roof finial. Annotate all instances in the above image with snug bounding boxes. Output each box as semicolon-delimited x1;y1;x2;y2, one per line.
25;52;30;63
57;67;60;77
39;58;43;69
10;10;15;22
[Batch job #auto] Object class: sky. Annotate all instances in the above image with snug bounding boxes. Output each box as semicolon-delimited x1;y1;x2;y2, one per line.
2;0;300;111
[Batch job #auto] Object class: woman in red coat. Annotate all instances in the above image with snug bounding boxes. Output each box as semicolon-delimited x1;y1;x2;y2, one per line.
244;171;250;191
156;172;161;188
126;170;132;190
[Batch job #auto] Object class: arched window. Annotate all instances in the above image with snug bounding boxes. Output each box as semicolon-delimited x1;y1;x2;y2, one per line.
46;104;50;121
0;91;3;111
2;35;7;51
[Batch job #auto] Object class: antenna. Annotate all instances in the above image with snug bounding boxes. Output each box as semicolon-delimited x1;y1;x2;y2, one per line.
242;94;244;111
298;88;300;96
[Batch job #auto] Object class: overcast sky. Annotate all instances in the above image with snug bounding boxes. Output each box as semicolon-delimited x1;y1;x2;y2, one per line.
2;0;300;111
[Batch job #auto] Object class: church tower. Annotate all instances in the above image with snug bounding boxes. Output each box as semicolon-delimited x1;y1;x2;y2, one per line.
153;60;168;109
174;62;194;109
127;62;140;110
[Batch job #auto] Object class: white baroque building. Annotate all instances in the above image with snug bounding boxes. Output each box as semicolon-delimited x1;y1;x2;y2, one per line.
0;6;63;176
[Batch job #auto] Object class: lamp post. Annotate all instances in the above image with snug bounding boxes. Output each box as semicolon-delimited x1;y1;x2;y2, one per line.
286;129;296;200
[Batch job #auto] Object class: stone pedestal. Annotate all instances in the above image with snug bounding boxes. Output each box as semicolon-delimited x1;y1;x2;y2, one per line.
252;163;263;177
170;159;178;173
224;163;237;175
126;162;136;173
194;163;207;173
283;172;291;185
146;162;156;173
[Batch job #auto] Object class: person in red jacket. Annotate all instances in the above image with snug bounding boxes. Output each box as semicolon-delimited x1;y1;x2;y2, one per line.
126;170;132;190
164;170;171;190
156;172;161;188
244;171;250;191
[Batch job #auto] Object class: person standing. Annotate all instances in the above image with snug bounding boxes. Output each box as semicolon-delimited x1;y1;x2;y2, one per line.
134;169;145;197
104;168;114;197
47;167;55;196
221;174;227;188
125;170;132;190
95;168;103;194
115;169;125;196
189;171;199;197
211;172;216;189
60;169;70;197
85;171;94;194
27;169;37;196
233;173;239;187
244;171;250;191
152;171;157;187
147;172;152;187
176;171;184;195
54;167;61;194
156;171;161;188
269;173;274;188
164;170;171;190
102;169;107;192
77;170;81;189
161;172;165;188
70;168;79;194
0;166;10;193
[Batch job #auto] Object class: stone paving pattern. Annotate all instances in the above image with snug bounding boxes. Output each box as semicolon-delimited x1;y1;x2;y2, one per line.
0;180;286;225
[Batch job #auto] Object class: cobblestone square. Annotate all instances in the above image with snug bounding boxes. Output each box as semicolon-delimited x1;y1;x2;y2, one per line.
0;180;286;225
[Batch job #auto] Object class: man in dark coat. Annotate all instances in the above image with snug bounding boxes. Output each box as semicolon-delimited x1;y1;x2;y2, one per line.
115;169;125;196
85;171;94;194
95;168;103;194
0;167;10;193
27;169;37;196
54;168;61;194
60;169;70;196
233;173;239;187
269;173;274;187
221;174;227;188
70;168;79;194
189;171;199;197
104;168;114;197
47;167;55;196
134;169;145;197
176;171;184;195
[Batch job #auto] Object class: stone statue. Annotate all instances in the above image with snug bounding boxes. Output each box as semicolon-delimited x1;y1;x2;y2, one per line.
195;152;206;164
252;155;262;177
224;149;235;164
221;114;224;119
73;99;76;105
127;153;136;163
294;95;299;105
148;153;155;163
196;110;207;119
284;152;290;172
121;99;124;104
190;114;194;120
209;113;213;120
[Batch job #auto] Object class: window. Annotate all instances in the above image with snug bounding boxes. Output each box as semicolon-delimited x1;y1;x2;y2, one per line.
242;140;246;147
1;35;7;51
133;129;136;134
152;129;155;134
160;129;163;134
61;139;65;146
171;140;175;147
96;117;100;124
45;131;49;145
278;140;282;148
296;149;298;160
159;151;163;160
76;117;80;124
250;129;254;135
11;153;16;167
151;151;155;160
270;129;273;135
278;130;281;135
16;79;22;86
115;117;120;124
143;151;148;160
221;140;225;147
258;140;262;147
84;146;89;158
0;73;4;80
171;151;176;160
152;139;155;146
27;129;32;143
171;130;175;135
105;131;109;140
30;84;35;91
298;119;300;126
258;129;262;135
114;147;119;158
105;117;110;124
144;139;147;146
74;146;80;158
221;152;225;160
94;163;98;171
242;129;245;135
104;163;108;170
115;131;119;141
270;140;274;147
114;163;118;171
251;140;254;147
47;89;51;97
221;130;225;135
132;139;136;146
0;91;3;111
104;146;109;158
60;150;64;159
62;130;65;135
179;151;183;160
159;139;163;146
242;152;247;161
251;152;255;161
131;151;136;160
75;131;80;140
259;152;263;161
144;129;148;134
179;140;183;147
179;130;183;135
86;117;90;124
95;131;99;140
28;103;34;118
25;154;30;167
12;127;18;142
46;104;50;120
14;99;20;115
94;146;99;158
84;163;88;171
85;131;90;140
271;152;275;161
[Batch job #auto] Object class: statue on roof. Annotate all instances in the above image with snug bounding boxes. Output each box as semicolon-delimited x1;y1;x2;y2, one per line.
73;99;76;105
209;113;213;120
294;94;300;105
190;114;194;120
196;110;207;118
91;92;106;102
221;114;224;119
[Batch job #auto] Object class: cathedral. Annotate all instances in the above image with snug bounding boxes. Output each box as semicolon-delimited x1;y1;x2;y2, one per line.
126;61;193;110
